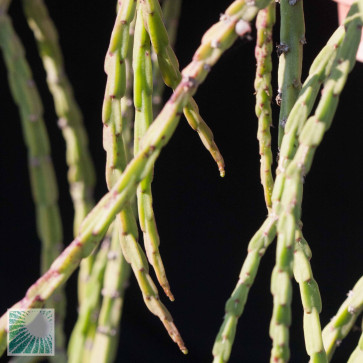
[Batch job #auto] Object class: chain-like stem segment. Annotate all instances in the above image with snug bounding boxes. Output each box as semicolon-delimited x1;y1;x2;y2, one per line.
212;215;277;363
323;276;363;361
89;219;131;363
293;228;326;362
103;0;186;352
212;18;345;363
21;0;96;237
277;0;305;148
270;5;362;362
133;5;173;300
67;236;110;363
347;318;363;363
268;26;345;363
79;14;136;363
21;0;97;314
254;3;275;211
141;0;225;176
152;0;182;116
0;0;270;356
0;7;67;360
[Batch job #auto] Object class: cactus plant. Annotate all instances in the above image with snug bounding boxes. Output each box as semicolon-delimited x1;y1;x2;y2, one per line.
0;0;362;362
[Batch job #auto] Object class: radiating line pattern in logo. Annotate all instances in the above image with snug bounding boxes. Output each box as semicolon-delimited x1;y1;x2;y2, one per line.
7;309;54;356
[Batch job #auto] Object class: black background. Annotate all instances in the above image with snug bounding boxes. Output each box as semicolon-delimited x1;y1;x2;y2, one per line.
0;1;362;362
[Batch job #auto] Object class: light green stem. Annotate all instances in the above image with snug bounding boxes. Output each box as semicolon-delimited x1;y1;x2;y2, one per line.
347;318;363;363
142;0;225;176
212;215;277;363
254;3;275;211
270;4;362;362
277;0;305;147
0;6;66;361
0;0;270;356
89;220;131;363
212;12;345;363
152;0;182;116
103;1;186;352
67;236;110;363
293;228;326;362
323;276;363;361
134;5;173;300
21;0;97;318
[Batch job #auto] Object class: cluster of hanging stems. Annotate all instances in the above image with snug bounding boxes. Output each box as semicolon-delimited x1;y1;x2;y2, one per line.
0;0;362;362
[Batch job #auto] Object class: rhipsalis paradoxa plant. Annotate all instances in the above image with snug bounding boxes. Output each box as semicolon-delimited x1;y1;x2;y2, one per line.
0;0;362;362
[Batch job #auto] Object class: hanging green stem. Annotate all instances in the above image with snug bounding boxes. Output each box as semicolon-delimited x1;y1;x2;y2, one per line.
77;15;137;363
323;276;363;361
67;235;111;363
133;5;173;300
347;319;363;363
293;227;326;362
212;18;345;363
141;0;225;177
21;0;97;312
212;215;277;363
103;0;186;352
89;220;131;363
0;0;270;356
270;5;362;362
277;0;305;148
254;3;275;211
152;0;182;116
0;7;66;361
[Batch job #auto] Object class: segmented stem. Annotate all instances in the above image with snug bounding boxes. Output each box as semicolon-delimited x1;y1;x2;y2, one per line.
293;228;326;362
0;8;66;360
323;276;363;361
67;236;111;363
152;0;182;116
213;15;347;363
277;0;305;147
103;0;186;352
254;3;275;211
79;14;136;363
212;215;277;363
133;5;173;300
21;0;97;314
270;5;362;362
89;221;131;363
141;0;225;177
347;319;363;363
0;0;270;356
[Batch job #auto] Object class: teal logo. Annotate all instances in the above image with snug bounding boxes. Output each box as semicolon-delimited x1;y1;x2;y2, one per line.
7;309;54;356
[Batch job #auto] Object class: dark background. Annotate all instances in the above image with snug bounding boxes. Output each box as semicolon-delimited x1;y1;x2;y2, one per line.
0;0;362;362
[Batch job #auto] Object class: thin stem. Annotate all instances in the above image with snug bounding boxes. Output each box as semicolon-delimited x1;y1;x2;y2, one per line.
103;1;186;352
323;276;363;361
141;0;225;177
0;0;270;356
277;0;305;148
270;5;362;362
133;5;173;300
212;215;277;363
254;3;276;211
347;320;363;363
89;219;131;363
21;0;97;312
293;228;326;362
152;0;182;116
0;7;66;360
212;11;345;363
67;236;111;363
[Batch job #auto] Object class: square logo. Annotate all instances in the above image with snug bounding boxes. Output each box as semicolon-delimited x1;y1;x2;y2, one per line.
7;309;55;356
